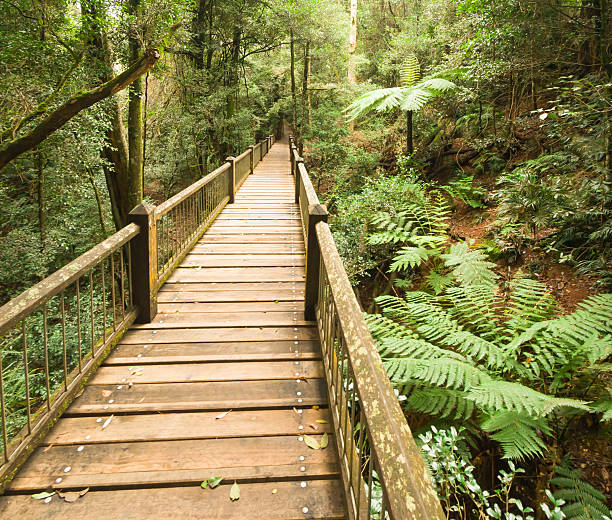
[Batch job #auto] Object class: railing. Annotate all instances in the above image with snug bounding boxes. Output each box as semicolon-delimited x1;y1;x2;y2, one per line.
0;134;275;489
290;135;444;519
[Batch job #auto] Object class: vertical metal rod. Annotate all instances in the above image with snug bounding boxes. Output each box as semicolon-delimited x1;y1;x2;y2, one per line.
76;279;82;371
367;449;373;519
43;305;51;411
22;319;32;434
0;345;8;463
356;407;365;517
101;262;107;344
110;254;117;330
127;244;133;308
89;270;95;357
119;248;126;321
60;292;67;390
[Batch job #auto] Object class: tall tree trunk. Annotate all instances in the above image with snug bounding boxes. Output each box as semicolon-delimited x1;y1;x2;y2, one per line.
406;110;413;155
127;0;144;215
86;167;108;239
36;152;46;252
290;30;297;133
348;0;358;84
299;41;310;156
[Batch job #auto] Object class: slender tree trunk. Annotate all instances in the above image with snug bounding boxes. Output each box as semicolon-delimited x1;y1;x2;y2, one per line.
87;167;108;239
348;0;358;84
127;0;144;214
299;41;310;156
406;110;413;155
36;152;46;252
290;30;297;133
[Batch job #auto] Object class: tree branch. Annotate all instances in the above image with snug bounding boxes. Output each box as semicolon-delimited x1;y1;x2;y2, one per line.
0;48;160;171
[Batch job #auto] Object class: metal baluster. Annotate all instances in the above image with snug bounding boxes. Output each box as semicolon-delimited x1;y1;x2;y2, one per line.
101;262;107;344
349;365;358;515
0;346;8;463
43;305;51;411
119;248;126;321
60;292;67;390
89;270;95;357
367;448;373;519
110;254;117;331
22;320;31;434
76;279;82;371
356;407;365;517
127;244;133;308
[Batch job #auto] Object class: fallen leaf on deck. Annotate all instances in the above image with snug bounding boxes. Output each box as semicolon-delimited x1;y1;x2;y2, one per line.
32;491;55;500
215;410;231;420
272;488;277;494
292;407;300;415
58;488;89;503
201;476;222;489
315;419;328;424
101;390;112;398
43;444;54;452
101;415;114;429
304;435;320;450
311;405;319;410
229;481;240;501
131;370;143;376
320;432;329;449
307;423;318;430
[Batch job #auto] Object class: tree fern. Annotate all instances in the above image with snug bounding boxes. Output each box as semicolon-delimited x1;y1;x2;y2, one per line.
368;249;612;460
551;460;612;520
399;54;420;88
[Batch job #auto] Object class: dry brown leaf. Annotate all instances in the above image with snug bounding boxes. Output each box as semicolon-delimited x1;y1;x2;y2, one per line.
101;390;112;398
43;443;54;452
307;423;319;430
58;488;89;503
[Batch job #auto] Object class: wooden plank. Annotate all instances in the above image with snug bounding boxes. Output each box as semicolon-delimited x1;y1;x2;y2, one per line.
157;301;303;312
166;267;305;283
46;409;332;444
0;480;346;519
107;340;319;364
157;290;304;303
209;219;300;226
132;311;313;329
191;244;304;253
89;360;324;384
198;235;303;243
181;255;305;267
159;282;304;292
68;379;327;413
120;327;317;345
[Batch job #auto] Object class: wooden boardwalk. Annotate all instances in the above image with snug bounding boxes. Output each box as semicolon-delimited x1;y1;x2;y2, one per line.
0;142;346;519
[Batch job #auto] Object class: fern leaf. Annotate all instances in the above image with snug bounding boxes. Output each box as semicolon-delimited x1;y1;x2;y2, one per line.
480;412;550;460
441;242;498;286
552;461;611;520
399;54;420;87
406;387;476;420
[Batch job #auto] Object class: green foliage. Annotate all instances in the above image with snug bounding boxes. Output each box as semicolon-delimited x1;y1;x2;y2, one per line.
551;460;612;520
368;250;612;460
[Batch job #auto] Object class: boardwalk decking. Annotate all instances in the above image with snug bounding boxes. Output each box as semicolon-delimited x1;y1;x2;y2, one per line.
0;143;346;519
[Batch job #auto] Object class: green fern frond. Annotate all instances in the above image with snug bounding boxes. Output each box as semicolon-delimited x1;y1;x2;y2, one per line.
552;460;611;520
365;313;416;341
406;387;476;420
446;284;499;339
504;277;557;333
399;54;420;87
480;412;550;460
441;242;499;286
466;381;590;416
389;246;433;271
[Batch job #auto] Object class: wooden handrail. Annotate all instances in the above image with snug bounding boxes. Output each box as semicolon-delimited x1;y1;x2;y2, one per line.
0;223;139;336
290;133;444;519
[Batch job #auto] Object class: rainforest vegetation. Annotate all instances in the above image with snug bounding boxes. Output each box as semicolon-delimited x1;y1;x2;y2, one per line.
0;0;611;518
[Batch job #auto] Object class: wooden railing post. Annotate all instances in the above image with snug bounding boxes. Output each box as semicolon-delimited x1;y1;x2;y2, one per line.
289;136;295;175
248;145;254;173
226;156;236;203
295;156;303;203
128;203;158;323
305;203;328;321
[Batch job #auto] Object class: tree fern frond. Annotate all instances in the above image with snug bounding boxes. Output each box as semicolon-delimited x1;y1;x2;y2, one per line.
441;242;499;286
399;54;420;87
365;313;416;341
480;412;550;460
418;77;457;91
344;87;405;120
552;461;612;520
398;87;437;112
467;381;590;416
504;277;557;334
406;387;476;420
446;284;499;340
389;246;433;271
